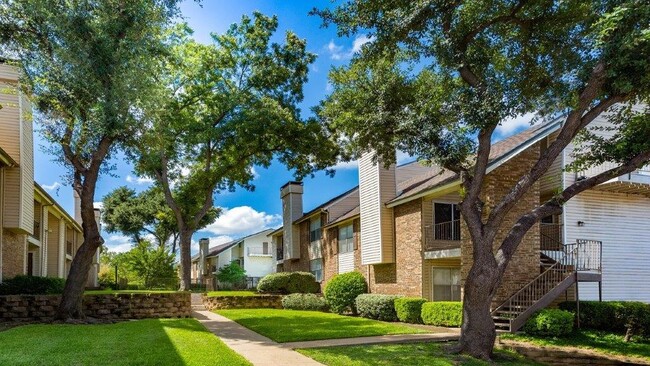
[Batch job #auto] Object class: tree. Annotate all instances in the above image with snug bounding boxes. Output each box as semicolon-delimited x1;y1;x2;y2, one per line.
0;0;183;318
313;0;650;359
215;262;247;290
125;241;177;289
131;14;339;291
102;186;216;254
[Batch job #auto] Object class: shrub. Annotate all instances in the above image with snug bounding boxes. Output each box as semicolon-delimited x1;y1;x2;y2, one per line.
216;262;247;290
282;293;328;311
356;294;402;321
421;302;463;327
323;272;367;314
257;272;319;294
523;309;574;337
395;297;427;324
559;301;650;339
0;275;66;295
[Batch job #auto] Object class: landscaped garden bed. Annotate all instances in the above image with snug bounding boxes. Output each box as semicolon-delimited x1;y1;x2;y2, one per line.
0;318;250;366
215;308;427;342
298;342;540;366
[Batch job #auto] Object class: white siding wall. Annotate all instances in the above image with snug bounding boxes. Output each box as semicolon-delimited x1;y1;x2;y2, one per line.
564;190;650;301
540;132;563;194
243;231;275;277
359;152;396;265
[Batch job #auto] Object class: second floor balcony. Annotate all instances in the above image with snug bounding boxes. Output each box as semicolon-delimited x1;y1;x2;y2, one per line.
424;220;461;254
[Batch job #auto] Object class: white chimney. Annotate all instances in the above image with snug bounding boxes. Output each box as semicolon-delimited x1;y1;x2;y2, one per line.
199;238;209;282
280;181;303;260
359;151;396;265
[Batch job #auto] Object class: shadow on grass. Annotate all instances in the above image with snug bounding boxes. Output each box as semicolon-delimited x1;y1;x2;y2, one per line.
504;330;650;360
298;342;540;366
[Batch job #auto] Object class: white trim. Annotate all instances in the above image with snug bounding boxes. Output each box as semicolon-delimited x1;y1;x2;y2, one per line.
424;248;461;259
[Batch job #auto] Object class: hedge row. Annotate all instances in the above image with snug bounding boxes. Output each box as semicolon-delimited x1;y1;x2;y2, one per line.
559;301;650;338
281;293;328;311
256;272;320;294
0;275;66;295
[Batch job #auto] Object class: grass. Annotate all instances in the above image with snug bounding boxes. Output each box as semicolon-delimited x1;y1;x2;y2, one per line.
84;289;179;295
206;290;259;297
215;308;426;343
298;342;542;366
0;318;250;366
502;330;650;360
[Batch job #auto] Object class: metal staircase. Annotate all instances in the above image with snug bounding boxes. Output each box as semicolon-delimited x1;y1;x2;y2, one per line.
491;240;602;332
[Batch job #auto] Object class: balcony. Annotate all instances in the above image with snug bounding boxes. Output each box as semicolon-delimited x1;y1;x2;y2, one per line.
581;164;650;198
276;246;284;261
540;223;563;251
32;220;41;241
66;241;74;256
424;220;461;258
248;246;272;257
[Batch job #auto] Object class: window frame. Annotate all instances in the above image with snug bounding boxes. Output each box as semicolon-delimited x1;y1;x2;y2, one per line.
337;223;354;253
309;258;323;282
309;216;322;243
433;202;461;241
431;267;461;302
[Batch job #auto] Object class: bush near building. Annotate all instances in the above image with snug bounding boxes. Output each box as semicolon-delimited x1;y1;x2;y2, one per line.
257;272;319;294
421;302;462;327
356;294;402;322
0;276;66;295
282;293;328;311
323;271;367;314
523;309;574;337
560;301;650;340
394;297;427;324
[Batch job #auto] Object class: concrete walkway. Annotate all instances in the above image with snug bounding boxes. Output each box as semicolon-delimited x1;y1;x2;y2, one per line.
282;331;460;349
193;308;324;366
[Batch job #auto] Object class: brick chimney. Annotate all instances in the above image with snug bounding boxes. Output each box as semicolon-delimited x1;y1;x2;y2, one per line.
280;181;303;260
358;151;396;265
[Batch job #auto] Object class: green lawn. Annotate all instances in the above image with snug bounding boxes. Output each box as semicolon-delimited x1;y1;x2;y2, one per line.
298;342;542;366
215;308;427;343
0;318;250;366
206;290;259;297
84;289;179;295
502;330;650;361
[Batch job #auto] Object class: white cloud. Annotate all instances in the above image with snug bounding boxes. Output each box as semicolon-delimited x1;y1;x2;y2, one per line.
202;206;281;237
496;112;538;137
326;34;374;60
103;234;133;253
331;150;414;171
42;181;62;191
126;175;154;185
249;166;260;180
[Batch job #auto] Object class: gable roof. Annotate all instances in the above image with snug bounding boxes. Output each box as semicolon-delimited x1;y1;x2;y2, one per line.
192;228;274;261
386;116;564;207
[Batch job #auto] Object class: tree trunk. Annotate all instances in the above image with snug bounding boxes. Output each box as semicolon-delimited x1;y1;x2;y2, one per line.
457;257;500;360
57;188;102;320
178;228;193;291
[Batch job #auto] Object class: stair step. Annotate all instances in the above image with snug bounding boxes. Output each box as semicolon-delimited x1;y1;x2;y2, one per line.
492;316;514;321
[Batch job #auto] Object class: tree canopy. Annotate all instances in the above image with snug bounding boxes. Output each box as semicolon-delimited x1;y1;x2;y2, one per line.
314;0;650;359
131;13;339;290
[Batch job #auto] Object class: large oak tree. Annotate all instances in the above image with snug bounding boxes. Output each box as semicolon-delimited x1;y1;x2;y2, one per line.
132;14;339;290
314;0;650;359
0;0;182;318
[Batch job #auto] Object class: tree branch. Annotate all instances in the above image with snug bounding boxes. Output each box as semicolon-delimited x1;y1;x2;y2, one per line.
495;149;650;269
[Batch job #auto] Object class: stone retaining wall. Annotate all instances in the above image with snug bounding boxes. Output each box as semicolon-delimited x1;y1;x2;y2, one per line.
0;292;191;322
498;339;650;366
202;294;283;310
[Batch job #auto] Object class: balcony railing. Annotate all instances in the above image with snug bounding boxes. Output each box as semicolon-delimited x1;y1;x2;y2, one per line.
248;246;271;256
540;223;563;251
33;220;41;241
276;246;284;261
66;241;73;256
433;220;461;241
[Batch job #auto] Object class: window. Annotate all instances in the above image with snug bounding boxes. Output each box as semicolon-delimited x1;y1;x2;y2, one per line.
338;224;354;253
310;258;323;282
434;203;461;241
310;217;321;243
432;267;461;301
262;242;269;255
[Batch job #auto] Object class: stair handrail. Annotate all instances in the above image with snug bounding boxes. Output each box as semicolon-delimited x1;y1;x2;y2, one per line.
491;244;578;316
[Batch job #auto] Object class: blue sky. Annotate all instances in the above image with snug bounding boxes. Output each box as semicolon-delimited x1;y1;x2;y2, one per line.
33;1;533;254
